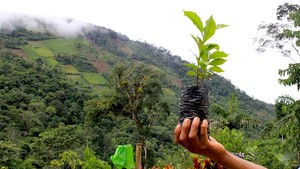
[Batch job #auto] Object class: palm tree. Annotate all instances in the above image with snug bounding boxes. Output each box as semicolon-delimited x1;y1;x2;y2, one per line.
272;95;300;152
210;93;260;130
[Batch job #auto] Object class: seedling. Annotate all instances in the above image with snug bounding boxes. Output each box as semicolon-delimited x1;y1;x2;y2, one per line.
179;10;229;125
183;10;228;87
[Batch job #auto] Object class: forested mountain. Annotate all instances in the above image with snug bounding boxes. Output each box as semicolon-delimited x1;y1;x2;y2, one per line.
0;14;276;168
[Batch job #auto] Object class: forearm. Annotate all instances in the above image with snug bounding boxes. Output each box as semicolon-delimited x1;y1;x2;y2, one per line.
217;151;267;169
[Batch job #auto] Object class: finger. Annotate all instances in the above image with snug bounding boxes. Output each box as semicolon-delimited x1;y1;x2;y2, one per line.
174;124;181;144
189;117;200;140
200;119;209;144
189;117;201;149
179;119;191;142
179;118;195;151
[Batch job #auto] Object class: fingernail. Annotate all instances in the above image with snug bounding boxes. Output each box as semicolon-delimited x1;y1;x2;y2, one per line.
194;117;200;122
183;118;189;123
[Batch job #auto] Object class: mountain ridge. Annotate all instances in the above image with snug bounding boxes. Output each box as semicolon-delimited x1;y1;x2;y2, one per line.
0;13;275;122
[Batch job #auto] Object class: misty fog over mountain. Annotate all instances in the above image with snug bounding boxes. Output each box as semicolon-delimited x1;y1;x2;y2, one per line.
0;12;95;37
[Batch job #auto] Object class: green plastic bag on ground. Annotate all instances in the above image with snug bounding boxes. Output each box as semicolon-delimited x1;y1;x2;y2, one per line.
111;144;135;169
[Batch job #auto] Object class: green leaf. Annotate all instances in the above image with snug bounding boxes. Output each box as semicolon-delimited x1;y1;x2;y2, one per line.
217;24;229;29
210;51;228;59
207;43;220;51
200;45;209;61
192;35;203;55
191;35;202;44
187;70;197;77
209;58;227;66
183;63;197;70
203;16;216;42
184;10;203;32
197;59;208;67
209;66;224;73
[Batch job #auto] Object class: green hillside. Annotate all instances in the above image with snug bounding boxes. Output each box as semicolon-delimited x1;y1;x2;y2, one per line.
0;18;280;168
2;26;275;120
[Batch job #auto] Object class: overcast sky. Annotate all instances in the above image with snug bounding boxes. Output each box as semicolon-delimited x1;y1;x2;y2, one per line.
1;0;299;104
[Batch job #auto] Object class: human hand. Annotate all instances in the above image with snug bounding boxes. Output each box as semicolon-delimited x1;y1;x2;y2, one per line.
174;117;267;169
174;117;227;163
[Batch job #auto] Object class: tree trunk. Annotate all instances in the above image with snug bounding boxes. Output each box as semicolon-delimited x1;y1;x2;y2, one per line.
135;143;142;169
298;151;300;165
143;143;147;169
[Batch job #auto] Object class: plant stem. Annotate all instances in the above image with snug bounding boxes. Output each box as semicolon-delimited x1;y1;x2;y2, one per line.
199;79;203;88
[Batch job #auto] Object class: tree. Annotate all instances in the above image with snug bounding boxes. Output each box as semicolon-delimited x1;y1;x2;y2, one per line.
83;145;111;169
255;3;300;60
255;3;300;89
0;140;20;168
273;95;300;162
210;93;260;130
49;146;111;169
29;125;86;167
255;3;300;90
255;3;300;165
108;63;170;168
49;150;83;169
